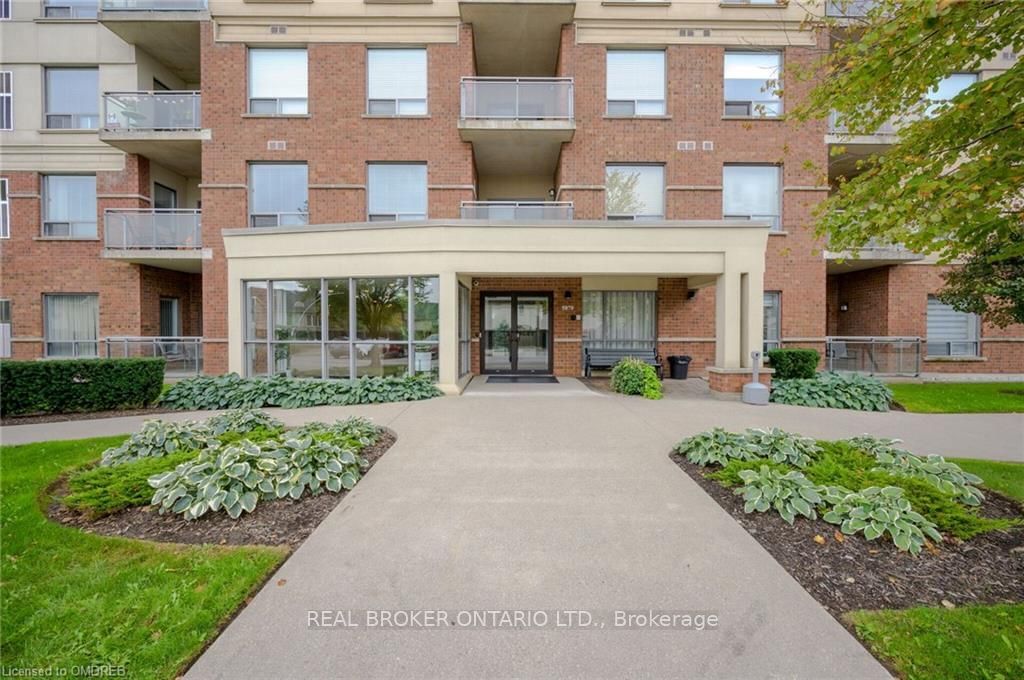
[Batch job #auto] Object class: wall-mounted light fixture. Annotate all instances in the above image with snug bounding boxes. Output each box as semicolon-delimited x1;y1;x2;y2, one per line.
564;290;573;299
548;188;556;199
839;303;849;312
686;290;697;300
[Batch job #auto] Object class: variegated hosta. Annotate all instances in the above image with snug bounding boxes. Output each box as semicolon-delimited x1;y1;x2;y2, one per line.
846;434;985;506
100;419;215;467
735;465;827;525
676;428;759;467
743;428;821;468
203;408;284;437
822;485;943;555
148;435;367;520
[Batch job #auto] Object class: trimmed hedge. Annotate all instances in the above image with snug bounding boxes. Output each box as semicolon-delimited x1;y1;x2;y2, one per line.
0;358;165;417
766;348;820;380
160;372;442;410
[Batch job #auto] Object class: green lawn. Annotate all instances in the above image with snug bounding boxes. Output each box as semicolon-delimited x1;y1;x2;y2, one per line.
848;604;1024;680
889;382;1024;413
0;437;286;679
950;458;1024;503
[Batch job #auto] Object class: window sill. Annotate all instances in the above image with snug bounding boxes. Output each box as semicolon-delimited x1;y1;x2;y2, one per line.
362;114;432;119
38;128;99;134
603;114;672;120
721;115;785;121
241;113;311;119
33;236;100;242
923;355;987;362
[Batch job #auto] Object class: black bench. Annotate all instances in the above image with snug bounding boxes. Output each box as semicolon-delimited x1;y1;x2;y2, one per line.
584;348;663;379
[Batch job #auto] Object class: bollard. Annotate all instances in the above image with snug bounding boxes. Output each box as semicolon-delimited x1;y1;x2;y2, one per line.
742;350;770;406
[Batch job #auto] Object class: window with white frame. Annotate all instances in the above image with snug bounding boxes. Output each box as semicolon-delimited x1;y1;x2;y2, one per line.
43;0;98;19
605;165;664;220
606;50;666;116
763;291;781;351
926;296;980;357
724;51;782;117
924;73;977;117
0;72;11;130
583;291;656;350
248;48;308;115
0;0;9;20
367;163;427;221
249;163;308;227
0;298;11;359
0;178;9;238
43;175;96;237
723;165;781;230
367;48;427;116
45;68;99;129
44;293;98;357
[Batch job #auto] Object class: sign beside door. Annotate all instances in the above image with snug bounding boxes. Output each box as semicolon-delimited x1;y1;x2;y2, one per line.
481;293;553;375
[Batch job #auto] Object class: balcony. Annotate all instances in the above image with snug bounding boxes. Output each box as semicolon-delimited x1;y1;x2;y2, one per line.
825;235;923;273
99;92;207;176
98;1;208;82
459;77;574;177
102;209;208;272
825;0;877;18
827;110;899;144
460;201;574;221
105;336;203;377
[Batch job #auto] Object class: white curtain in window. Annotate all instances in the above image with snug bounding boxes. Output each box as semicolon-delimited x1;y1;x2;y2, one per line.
606;165;664;218
368;49;427;101
724;52;781;104
45;175;96;222
249;49;308;100
368;164;427;218
583;291;656;349
45;294;98;356
607;51;665;107
249;164;308;215
723;165;780;224
46;68;98;115
763;292;780;347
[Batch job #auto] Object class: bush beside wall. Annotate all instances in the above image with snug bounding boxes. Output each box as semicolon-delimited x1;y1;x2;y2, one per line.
0;358;166;417
765;349;820;380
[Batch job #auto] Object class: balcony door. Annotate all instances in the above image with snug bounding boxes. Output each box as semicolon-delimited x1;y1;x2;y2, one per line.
481;293;552;374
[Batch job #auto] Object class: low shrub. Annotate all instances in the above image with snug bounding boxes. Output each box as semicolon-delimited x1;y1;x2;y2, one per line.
64;449;200;518
770;372;892;411
765;348;820;380
149;419;379;520
822;485;944;555
100;419;214;467
610;357;663;400
0;357;165;417
742;427;821;468
676;428;759;466
735;465;827;524
160;373;441;411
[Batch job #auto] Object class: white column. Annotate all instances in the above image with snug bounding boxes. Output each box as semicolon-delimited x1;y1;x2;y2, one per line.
741;267;765;368
715;269;742;368
437;270;461;394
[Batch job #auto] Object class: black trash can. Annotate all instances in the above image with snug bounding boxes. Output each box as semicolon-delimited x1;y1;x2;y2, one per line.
668;355;692;380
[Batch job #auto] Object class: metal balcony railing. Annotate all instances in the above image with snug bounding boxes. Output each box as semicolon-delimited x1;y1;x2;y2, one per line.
826;336;921;376
104;209;201;250
460;77;574;120
100;0;208;9
460;201;574;220
103;91;201;130
105;336;203;377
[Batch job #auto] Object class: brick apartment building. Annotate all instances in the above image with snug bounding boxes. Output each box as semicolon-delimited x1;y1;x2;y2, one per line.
0;0;1020;395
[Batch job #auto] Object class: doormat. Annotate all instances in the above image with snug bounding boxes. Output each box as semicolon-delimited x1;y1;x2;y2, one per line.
487;376;559;384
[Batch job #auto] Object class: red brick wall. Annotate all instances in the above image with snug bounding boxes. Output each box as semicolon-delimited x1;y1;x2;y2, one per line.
139;266;203;337
199;23;477;372
831;267;891;337
656;278;716;374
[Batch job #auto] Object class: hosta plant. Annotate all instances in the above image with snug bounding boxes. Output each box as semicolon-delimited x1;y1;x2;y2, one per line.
822;485;943;555
676;428;759;467
743;428;821;468
100;419;214;467
770;372;892;412
735;465;826;525
203;408;284;437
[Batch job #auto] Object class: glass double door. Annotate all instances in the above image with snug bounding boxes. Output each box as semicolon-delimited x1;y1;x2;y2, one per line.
482;293;552;374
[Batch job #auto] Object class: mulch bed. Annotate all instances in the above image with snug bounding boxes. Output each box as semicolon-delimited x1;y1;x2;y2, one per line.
47;430;396;548
3;406;175;426
670;453;1024;617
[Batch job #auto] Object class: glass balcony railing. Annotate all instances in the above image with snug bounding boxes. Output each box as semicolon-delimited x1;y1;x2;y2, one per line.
460;201;574;220
104;209;201;250
100;0;207;9
825;0;877;18
460;77;574;120
103;92;201;130
828;111;899;135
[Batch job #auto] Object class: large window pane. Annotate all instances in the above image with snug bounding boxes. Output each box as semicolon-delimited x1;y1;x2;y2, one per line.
926;296;979;356
249;49;308;114
367;164;427;220
367;49;427;116
326;279;350;341
245;281;268;340
272;280;321;341
413;276;439;340
724;52;781;117
583;291;656;350
326;343;351;379
356;277;409;340
763;291;781;351
45;68;98;129
44;293;98;357
606;165;664;219
355;344;409;378
245;342;270;377
249;164;308;227
43;175;96;237
413;343;439;379
723;165;781;230
272;343;322;378
607;50;665;116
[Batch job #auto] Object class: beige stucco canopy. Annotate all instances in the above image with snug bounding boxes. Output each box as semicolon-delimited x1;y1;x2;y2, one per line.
222;219;770;394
